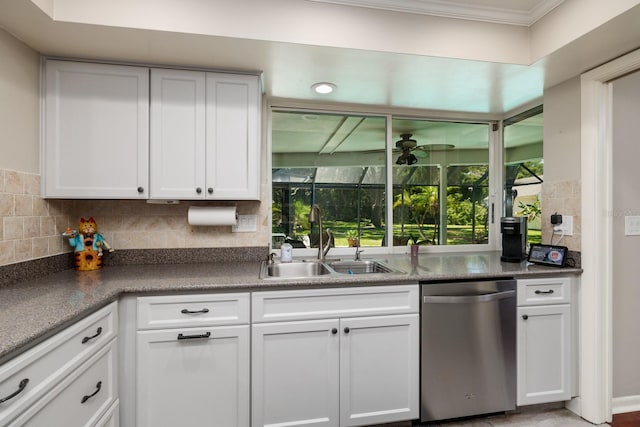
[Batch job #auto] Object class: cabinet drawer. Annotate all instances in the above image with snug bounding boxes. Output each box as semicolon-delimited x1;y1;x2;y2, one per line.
252;285;419;323
9;338;118;427
137;293;250;330
0;302;117;425
95;400;119;427
517;277;571;306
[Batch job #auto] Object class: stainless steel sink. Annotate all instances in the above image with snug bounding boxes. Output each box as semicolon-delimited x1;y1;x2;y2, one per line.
260;261;332;279
260;259;403;279
326;260;399;274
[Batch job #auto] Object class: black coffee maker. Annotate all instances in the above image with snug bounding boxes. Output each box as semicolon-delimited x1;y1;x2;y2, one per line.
500;217;527;262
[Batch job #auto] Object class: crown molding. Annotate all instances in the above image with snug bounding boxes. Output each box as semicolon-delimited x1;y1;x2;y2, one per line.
306;0;565;26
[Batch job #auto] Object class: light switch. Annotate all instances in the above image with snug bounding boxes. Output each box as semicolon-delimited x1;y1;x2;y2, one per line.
625;216;640;235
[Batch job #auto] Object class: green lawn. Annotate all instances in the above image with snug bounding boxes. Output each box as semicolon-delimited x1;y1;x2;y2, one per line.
296;221;542;247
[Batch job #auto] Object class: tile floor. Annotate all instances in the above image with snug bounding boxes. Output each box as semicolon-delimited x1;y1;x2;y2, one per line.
371;406;610;426
425;408;607;426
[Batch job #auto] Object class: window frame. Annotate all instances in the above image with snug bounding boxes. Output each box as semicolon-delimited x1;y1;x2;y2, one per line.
267;102;503;257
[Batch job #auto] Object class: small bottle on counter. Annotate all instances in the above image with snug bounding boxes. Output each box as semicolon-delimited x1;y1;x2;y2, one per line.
280;243;293;263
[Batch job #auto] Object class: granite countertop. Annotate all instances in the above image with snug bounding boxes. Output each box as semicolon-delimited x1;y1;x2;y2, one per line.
0;251;580;364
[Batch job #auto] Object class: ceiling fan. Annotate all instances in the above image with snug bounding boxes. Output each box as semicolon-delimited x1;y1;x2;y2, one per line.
395;133;422;165
394;133;455;165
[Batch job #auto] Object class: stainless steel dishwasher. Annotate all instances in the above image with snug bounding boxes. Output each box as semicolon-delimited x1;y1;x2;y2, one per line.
420;279;516;423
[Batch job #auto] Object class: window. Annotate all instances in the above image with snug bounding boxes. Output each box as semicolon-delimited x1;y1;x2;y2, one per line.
503;106;543;244
392;118;490;246
272;112;386;249
271;109;497;252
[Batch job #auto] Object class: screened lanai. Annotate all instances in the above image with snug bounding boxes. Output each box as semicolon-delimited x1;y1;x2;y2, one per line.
271;109;542;249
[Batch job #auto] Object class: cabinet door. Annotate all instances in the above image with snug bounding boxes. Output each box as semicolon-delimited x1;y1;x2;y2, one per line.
339;314;419;427
252;319;340;427
136;325;249;427
205;73;260;200
517;304;571;405
150;68;206;199
43;60;149;198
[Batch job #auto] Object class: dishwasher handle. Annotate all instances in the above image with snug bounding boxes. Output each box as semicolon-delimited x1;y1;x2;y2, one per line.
423;289;515;304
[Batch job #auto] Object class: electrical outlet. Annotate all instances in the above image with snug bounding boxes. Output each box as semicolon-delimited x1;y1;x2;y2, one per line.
554;215;573;236
232;214;257;232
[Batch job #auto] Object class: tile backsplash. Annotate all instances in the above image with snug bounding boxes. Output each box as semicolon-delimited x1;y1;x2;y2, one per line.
0;169;73;265
0;168;270;267
541;179;581;251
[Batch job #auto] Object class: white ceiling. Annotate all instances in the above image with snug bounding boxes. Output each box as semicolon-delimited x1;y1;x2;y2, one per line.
0;0;639;117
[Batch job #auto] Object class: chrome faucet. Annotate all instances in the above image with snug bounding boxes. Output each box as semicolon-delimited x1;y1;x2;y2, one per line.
309;204;333;261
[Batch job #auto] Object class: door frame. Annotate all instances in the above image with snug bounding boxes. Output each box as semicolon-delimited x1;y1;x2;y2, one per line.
578;47;640;424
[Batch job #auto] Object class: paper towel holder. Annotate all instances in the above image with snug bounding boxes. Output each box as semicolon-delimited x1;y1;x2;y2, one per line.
187;206;238;227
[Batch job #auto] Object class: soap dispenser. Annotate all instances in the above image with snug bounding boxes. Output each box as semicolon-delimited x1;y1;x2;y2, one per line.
280;243;293;263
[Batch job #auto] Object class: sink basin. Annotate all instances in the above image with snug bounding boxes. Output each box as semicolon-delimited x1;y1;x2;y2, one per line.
261;261;332;279
260;259;404;280
325;260;399;275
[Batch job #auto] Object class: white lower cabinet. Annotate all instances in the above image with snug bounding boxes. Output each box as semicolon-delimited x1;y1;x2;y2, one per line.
517;278;572;406
95;401;119;427
10;340;118;427
251;285;420;427
136;326;250;427
252;319;340;427
339;314;419;427
0;302;118;427
131;293;251;427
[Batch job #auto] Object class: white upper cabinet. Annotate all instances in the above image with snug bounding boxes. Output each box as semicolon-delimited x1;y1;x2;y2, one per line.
150;69;206;199
205;73;261;200
43;60;149;199
43;60;261;200
150;69;261;200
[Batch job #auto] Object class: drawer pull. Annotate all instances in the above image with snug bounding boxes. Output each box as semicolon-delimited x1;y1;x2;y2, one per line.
180;308;210;315
331;328;338;335
344;327;350;334
534;290;555;295
522;314;529;320
0;378;29;404
177;332;211;340
81;381;102;404
81;327;103;344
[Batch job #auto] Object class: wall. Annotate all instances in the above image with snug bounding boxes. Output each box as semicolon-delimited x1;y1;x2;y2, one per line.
0;27;270;267
0;29;74;265
0;29;39;173
611;70;640;399
541;77;582;251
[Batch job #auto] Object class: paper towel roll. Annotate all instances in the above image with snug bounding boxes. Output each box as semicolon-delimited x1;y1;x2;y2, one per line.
188;206;238;226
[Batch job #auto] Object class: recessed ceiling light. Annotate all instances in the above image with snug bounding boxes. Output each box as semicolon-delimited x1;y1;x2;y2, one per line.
311;82;337;94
